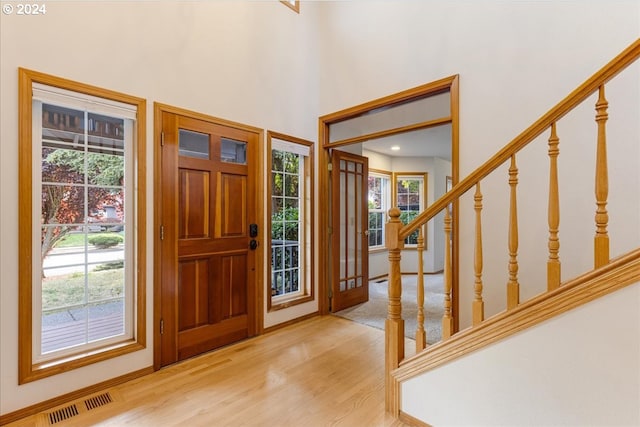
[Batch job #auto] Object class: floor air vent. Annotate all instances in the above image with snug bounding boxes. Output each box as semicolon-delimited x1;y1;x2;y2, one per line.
42;391;117;426
48;404;79;424
84;392;112;410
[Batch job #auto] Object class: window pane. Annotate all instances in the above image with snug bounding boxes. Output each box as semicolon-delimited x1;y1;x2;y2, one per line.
87;152;124;186
284;153;299;174
42;104;85;144
42;147;85;184
221;137;246;164
284;174;299;197
88;113;125;146
272;172;284;197
42;184;85;225
88;299;124;341
179;129;209;159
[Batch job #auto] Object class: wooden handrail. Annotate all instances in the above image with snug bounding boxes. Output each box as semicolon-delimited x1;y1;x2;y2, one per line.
398;38;640;240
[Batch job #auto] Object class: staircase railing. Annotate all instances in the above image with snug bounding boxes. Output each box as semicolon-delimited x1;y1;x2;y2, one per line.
384;38;640;413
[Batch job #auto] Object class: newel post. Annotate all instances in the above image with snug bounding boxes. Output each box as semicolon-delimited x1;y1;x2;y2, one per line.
385;207;404;414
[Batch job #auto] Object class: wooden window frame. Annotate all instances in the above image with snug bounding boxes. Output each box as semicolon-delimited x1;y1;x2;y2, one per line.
392;172;428;248
280;0;300;13
267;131;314;311
18;68;146;384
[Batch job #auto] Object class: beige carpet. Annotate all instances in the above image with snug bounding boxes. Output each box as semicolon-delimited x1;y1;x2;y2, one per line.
334;274;444;344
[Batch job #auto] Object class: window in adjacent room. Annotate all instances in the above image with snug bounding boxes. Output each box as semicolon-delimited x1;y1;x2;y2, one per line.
18;68;146;383
393;173;427;246
367;170;391;249
268;131;313;310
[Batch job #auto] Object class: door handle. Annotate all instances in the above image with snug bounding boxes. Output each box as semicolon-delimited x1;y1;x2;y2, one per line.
249;239;258;250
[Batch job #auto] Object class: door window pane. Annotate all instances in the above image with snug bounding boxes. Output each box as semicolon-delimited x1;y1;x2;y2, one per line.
179;129;209;159
221;137;246;164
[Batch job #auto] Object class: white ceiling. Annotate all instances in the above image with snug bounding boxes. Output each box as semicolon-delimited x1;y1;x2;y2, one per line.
362;123;452;160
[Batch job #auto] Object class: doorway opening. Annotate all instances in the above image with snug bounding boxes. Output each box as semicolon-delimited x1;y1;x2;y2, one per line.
318;76;460;333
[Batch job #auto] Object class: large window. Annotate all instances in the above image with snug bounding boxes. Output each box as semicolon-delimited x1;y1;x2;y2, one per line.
268;132;313;310
19;69;146;383
393;173;427;246
367;171;391;249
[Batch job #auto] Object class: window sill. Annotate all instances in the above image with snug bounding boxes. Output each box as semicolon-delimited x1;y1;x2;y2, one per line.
268;293;314;312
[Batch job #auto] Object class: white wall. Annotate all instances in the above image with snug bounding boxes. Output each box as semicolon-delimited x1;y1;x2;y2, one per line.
0;1;321;415
318;0;640;328
402;281;640;426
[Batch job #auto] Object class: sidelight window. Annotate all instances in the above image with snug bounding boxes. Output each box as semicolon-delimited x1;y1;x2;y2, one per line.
268;132;313;310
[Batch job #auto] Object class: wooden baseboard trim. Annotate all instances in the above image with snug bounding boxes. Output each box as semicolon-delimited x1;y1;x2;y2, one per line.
399;410;432;427
393;248;640;383
0;366;153;426
262;312;319;334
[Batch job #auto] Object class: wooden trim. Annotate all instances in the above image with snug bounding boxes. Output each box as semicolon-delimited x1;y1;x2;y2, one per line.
280;0;299;13
328;117;451;148
153;103;263;135
265;131;315;313
449;74;460;333
17;68;147;384
392;248;640;383
0;367;153;425
319;76;457;128
152;104;163;371
399;411;432;427
262;312;319;334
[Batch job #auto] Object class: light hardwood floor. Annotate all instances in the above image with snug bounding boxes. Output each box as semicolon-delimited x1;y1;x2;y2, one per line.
7;316;410;427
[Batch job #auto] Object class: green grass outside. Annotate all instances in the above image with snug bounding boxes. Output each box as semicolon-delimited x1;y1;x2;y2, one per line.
42;269;124;311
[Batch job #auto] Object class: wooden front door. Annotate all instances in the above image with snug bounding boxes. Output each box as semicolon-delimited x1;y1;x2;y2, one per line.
158;110;259;367
330;150;369;312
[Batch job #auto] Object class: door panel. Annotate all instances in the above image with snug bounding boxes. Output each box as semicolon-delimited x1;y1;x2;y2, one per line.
217;173;246;237
331;150;369;312
179;169;210;239
159;111;257;367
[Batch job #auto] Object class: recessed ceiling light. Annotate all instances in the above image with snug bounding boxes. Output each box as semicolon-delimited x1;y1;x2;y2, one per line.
391;146;400;151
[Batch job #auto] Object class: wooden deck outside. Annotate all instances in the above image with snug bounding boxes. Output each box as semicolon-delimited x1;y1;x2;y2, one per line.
9;316;411;427
42;313;123;354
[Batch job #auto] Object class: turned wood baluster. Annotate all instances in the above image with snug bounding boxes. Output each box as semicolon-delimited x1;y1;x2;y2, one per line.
547;123;561;290
594;85;610;268
442;206;453;339
385;207;404;412
416;227;426;351
507;155;520;308
473;183;484;325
